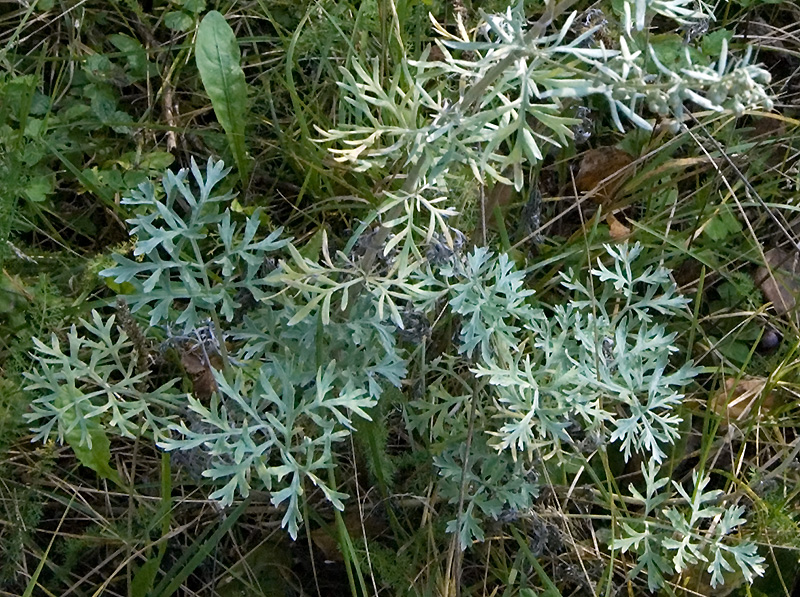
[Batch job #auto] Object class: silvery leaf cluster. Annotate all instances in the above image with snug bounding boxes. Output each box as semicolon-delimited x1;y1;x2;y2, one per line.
323;0;773;190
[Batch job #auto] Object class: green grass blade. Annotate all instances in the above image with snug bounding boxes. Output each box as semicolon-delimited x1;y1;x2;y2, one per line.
511;527;562;597
150;498;250;597
131;452;174;597
22;495;75;597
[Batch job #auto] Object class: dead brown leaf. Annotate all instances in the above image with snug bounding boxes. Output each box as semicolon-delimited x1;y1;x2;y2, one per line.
575;147;634;205
710;377;776;422
607;213;631;239
180;348;221;402
753;248;800;317
483;178;515;234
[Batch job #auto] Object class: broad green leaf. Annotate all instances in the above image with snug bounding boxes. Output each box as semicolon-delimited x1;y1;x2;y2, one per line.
139;150;175;171
195;11;250;181
23;176;53;203
702;30;733;57
164;11;193;32
648;33;701;70
67;420;123;485
109;34;151;79
83;54;115;83
52;382;122;484
180;0;206;13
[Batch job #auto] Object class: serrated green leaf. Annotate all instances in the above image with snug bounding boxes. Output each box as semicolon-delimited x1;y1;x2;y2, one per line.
139;151;175;171
704;206;742;242
23;176;53;203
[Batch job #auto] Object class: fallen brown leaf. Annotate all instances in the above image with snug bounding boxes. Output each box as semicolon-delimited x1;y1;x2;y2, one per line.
180;348;221;402
607;213;631;239
753;248;800;317
575;147;634;205
710;377;775;422
483;178;515;234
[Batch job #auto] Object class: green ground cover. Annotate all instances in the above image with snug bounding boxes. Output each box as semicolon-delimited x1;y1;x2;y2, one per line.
1;0;800;595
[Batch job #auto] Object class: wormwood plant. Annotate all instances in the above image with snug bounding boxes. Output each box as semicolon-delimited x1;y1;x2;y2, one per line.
321;0;772;190
409;243;764;589
310;0;769;589
23;0;775;592
25;158;406;538
23;160;766;590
